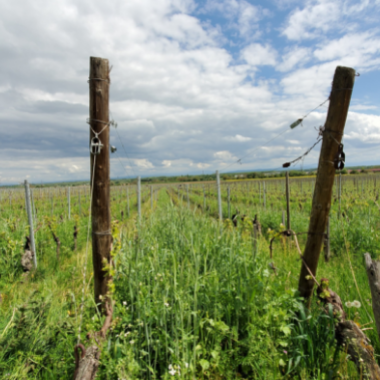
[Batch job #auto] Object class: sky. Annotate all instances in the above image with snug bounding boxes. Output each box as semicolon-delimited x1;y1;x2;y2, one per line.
1;0;380;184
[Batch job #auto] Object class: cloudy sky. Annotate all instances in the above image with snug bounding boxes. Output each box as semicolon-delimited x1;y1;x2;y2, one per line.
1;0;380;184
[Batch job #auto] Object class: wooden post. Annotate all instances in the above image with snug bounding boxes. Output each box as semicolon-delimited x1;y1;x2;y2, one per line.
24;180;37;268
298;66;355;301
89;56;112;308
286;172;290;230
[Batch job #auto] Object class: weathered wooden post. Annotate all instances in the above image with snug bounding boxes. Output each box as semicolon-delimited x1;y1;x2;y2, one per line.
24;180;37;268
89;56;112;308
298;66;355;302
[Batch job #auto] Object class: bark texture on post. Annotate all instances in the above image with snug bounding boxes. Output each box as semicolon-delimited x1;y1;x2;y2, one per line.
298;66;355;301
74;345;100;380
364;253;380;344
89;57;112;308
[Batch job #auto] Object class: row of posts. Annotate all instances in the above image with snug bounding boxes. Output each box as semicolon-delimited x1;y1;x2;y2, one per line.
20;169;343;269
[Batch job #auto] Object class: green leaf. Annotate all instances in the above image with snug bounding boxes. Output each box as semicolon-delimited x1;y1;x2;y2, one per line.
281;326;291;336
199;359;210;370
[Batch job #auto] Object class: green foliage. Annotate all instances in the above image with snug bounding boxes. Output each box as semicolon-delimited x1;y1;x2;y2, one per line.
285;304;341;379
106;204;302;379
0;291;77;379
1;175;380;379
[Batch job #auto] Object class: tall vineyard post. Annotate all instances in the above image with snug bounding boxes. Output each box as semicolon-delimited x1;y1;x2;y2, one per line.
24;180;37;268
298;66;356;302
89;56;112;309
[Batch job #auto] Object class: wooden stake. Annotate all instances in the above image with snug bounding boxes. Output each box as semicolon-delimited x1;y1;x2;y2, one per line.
89;57;112;308
298;66;355;301
24;180;37;268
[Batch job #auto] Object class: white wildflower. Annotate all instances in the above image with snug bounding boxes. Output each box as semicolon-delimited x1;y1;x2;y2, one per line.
164;302;169;307
352;300;361;308
169;368;176;376
184;362;189;368
130;340;135;345
345;301;352;308
123;301;127;306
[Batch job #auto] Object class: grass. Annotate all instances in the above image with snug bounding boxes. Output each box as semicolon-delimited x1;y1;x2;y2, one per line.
0;175;379;379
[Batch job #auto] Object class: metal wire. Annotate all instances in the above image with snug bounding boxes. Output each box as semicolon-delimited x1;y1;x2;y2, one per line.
77;154;97;344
